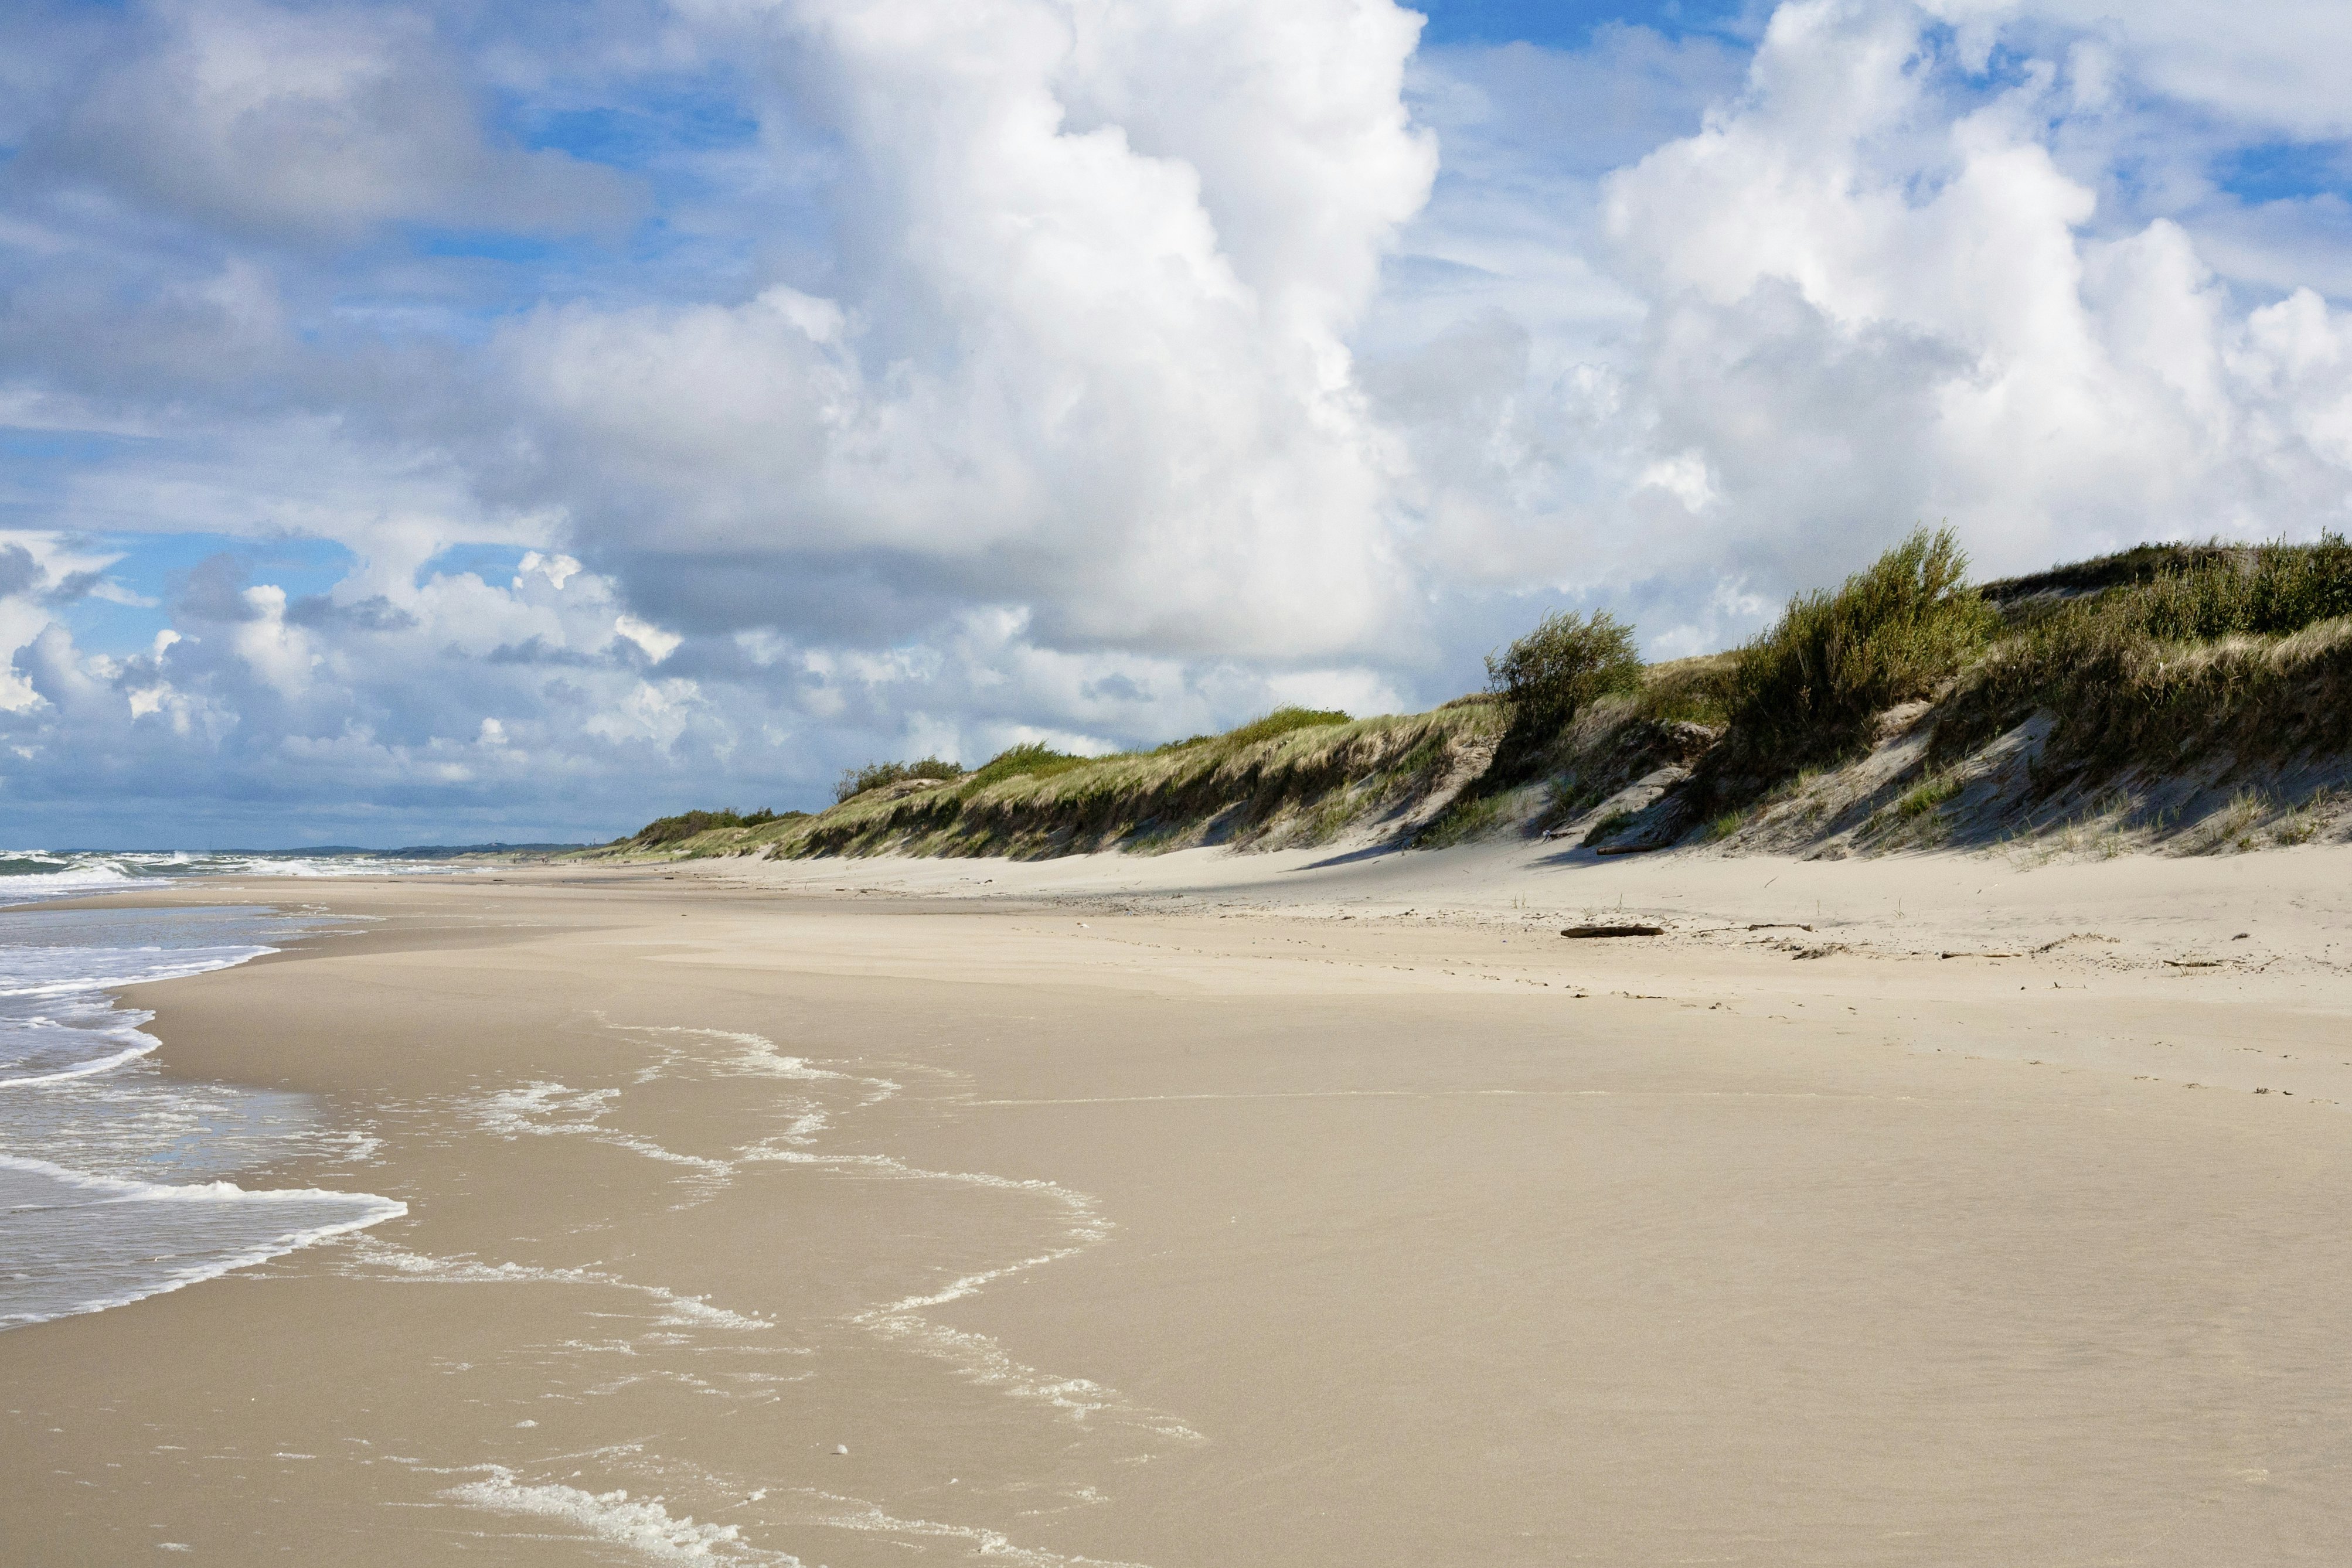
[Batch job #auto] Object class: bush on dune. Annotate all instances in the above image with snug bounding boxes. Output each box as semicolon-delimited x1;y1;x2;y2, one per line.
630;807;794;847
1483;609;1642;780
1727;526;1996;772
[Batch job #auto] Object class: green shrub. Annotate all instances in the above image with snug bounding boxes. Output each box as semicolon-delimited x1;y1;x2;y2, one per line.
1481;609;1642;783
1583;806;1638;845
1394;734;1451;778
834;756;965;805
1488;610;1641;735
1728;527;1996;772
1415;792;1509;848
632;808;749;847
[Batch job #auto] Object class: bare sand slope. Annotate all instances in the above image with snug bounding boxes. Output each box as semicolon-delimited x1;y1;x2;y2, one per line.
6;842;2352;1564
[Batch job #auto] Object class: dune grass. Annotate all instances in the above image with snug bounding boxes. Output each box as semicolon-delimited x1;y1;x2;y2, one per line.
960;742;1094;792
1726;527;1997;775
1167;706;1352;753
1942;537;2352;769
1895;772;1960;818
628;702;1499;862
835;756;964;804
1631;652;1738;727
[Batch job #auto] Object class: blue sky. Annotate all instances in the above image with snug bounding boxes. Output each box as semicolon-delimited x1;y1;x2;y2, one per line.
2;0;2351;846
1418;0;1757;47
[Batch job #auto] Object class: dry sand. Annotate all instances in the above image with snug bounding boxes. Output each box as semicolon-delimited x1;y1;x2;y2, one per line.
8;838;2352;1564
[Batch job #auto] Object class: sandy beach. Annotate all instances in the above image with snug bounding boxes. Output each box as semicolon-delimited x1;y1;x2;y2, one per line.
9;841;2352;1564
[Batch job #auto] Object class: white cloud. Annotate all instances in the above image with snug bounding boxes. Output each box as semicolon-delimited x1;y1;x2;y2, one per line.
613;613;683;662
42;0;635;240
497;0;1437;659
1935;0;2352;141
1376;0;2352;611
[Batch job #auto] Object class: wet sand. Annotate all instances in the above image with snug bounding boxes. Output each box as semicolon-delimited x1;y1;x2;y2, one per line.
8;846;2352;1564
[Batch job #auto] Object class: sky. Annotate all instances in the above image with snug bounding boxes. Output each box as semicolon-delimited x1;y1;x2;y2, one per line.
2;0;2349;847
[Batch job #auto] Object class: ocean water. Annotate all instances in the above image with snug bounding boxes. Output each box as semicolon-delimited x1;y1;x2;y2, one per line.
0;872;407;1330
0;847;443;905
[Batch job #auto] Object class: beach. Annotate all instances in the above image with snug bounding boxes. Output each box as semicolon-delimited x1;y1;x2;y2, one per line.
8;843;2352;1564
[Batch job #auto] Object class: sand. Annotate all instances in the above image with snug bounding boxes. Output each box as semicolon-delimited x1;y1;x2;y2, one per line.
8;838;2352;1564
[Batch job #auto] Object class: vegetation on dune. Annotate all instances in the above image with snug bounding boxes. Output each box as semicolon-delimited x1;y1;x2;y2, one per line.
1941;535;2352;769
1483;610;1641;780
960;742;1095;791
1628;652;1737;728
610;530;2352;867
835;756;965;804
607;703;1495;863
1726;526;1996;774
627;807;797;847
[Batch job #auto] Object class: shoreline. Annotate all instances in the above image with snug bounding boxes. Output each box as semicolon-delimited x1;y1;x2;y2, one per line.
6;847;2352;1562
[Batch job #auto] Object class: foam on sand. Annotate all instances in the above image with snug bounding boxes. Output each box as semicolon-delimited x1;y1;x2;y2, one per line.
444;1468;797;1565
346;1237;783;1336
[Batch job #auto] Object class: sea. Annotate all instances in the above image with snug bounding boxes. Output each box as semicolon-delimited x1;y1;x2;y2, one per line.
0;851;432;1330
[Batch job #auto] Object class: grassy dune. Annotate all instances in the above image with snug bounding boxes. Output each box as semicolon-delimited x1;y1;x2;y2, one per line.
607;703;1504;863
603;533;2352;865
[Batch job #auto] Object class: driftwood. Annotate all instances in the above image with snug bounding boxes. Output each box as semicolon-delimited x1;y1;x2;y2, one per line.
1560;923;1665;939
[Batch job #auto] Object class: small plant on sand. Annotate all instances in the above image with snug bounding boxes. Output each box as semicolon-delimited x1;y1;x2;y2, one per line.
1542;777;1601;827
1706;809;1747;843
2269;790;2337;846
1896;772;1960;819
1301;795;1359;845
2011;792;2136;865
2187;788;2267;854
1416;792;1510;848
1728;527;1996;773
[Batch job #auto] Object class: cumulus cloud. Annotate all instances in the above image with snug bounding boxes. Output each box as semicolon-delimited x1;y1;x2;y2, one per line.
1377;0;2352;636
488;0;1437;658
33;0;636;241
